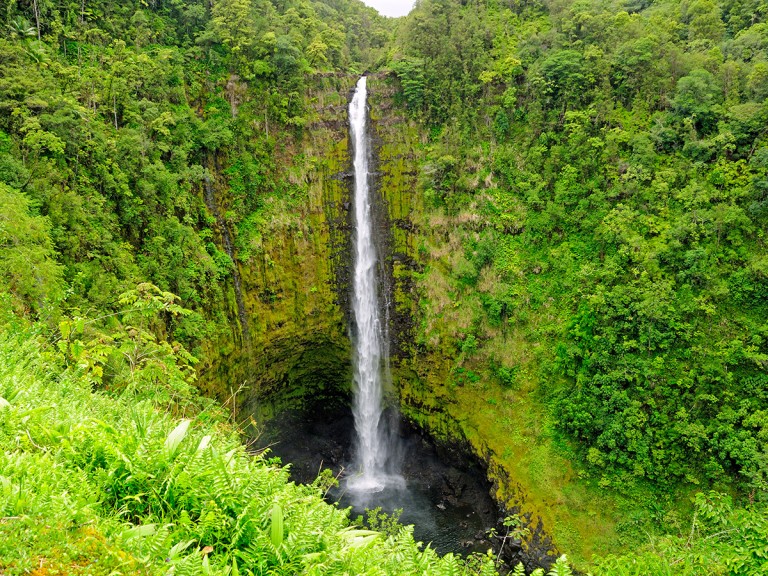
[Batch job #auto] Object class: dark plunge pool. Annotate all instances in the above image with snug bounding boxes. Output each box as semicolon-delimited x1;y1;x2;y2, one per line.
251;402;500;556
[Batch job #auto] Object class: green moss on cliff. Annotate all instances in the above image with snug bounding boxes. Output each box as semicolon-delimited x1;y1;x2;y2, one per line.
198;75;357;416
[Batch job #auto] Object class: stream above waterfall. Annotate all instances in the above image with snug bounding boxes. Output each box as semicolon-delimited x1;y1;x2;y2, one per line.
251;400;500;557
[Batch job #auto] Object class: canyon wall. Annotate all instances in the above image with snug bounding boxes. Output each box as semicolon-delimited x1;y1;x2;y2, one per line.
195;72;564;565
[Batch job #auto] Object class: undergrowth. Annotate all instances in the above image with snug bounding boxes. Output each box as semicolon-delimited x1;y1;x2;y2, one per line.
0;310;506;575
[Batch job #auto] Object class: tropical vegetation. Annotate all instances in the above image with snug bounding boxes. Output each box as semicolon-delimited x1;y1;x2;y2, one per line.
1;0;767;573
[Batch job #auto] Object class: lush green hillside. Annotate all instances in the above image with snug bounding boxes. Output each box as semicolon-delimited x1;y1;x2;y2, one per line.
382;0;768;566
0;301;509;575
0;0;390;355
0;0;394;410
392;0;768;493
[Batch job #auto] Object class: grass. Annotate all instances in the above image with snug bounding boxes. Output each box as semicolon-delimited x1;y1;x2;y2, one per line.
398;297;701;570
417;365;636;567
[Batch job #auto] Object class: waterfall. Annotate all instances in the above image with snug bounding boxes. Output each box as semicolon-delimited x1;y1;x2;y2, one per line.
347;77;399;493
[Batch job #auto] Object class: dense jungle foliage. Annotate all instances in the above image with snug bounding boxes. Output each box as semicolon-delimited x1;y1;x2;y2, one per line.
1;0;768;573
0;302;511;575
391;0;768;496
0;0;390;337
385;0;768;570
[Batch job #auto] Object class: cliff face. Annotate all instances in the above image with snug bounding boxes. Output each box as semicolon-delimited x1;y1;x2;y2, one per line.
367;77;560;563
194;73;423;420
196;74;358;419
367;75;615;565
194;73;592;565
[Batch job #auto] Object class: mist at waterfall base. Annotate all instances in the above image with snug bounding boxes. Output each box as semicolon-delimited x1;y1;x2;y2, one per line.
253;405;498;556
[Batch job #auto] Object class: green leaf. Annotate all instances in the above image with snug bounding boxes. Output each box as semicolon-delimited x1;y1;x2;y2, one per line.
196;435;212;452
167;539;194;561
59;320;70;340
339;528;380;549
164;419;191;458
122;523;157;540
270;503;284;548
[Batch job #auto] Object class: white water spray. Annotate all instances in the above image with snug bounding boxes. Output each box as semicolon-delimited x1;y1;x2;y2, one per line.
347;77;399;493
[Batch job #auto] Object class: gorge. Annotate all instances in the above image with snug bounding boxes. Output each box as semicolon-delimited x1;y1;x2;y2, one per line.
1;0;767;573
251;74;526;564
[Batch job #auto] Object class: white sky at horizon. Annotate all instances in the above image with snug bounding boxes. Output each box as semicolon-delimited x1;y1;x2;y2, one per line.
361;0;416;18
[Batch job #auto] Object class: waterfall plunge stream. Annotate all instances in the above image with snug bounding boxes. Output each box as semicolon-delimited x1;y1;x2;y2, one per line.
347;76;402;494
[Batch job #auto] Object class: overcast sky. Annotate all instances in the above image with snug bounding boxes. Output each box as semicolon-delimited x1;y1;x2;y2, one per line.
361;0;415;17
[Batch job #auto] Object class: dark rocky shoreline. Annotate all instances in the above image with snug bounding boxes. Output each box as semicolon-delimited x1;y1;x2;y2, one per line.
250;394;558;573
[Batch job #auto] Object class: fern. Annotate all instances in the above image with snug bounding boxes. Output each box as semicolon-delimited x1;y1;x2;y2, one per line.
0;321;523;576
121;522;173;564
548;555;573;576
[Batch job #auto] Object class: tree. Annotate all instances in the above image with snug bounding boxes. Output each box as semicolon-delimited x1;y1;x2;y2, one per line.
536;50;591;111
674;69;722;133
6;17;36;41
211;0;257;64
0;183;63;316
57;283;198;402
747;62;768;101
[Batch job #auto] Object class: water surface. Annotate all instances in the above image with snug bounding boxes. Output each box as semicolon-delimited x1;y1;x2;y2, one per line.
254;405;498;556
